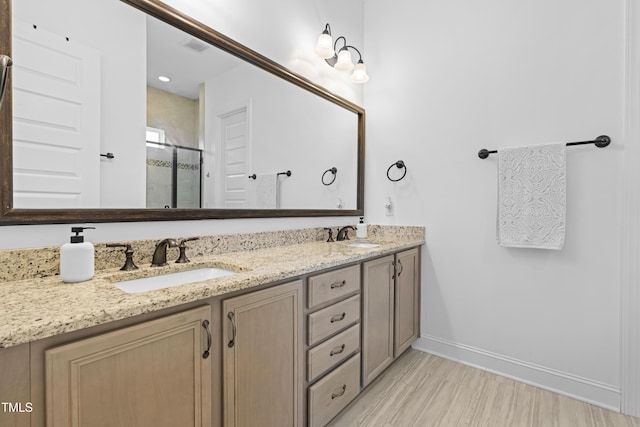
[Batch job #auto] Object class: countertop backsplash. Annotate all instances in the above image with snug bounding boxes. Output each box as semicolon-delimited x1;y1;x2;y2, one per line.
0;225;425;283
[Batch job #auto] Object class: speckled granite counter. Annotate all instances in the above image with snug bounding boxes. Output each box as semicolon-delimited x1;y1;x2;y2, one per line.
0;226;424;348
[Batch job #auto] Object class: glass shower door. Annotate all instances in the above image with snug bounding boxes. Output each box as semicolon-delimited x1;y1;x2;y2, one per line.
176;148;202;208
146;142;202;208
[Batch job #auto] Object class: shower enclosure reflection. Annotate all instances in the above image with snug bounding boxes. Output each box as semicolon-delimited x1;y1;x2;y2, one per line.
145;138;202;209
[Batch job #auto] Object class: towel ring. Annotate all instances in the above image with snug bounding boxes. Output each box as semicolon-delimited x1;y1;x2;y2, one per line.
322;167;338;186
387;160;407;182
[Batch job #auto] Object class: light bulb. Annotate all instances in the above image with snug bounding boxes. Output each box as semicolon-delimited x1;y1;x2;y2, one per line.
351;61;369;83
334;48;354;71
314;33;334;59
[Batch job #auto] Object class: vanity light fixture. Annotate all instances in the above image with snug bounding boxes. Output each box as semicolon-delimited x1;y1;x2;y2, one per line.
314;23;369;83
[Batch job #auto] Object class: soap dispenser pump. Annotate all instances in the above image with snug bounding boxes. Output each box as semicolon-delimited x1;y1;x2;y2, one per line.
60;227;96;283
356;217;367;239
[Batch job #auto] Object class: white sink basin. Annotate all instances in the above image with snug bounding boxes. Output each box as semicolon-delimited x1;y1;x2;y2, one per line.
346;242;381;248
114;267;236;294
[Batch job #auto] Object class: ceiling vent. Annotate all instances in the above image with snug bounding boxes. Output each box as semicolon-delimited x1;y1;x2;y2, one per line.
181;38;210;54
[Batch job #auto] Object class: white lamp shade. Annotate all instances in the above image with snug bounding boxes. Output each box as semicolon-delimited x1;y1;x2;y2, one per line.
314;33;335;59
334;48;354;71
351;62;369;83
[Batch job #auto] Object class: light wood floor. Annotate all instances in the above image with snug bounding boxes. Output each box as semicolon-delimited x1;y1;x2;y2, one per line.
329;350;640;427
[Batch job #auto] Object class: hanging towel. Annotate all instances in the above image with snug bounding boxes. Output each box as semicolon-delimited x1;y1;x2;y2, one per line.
497;142;566;250
255;173;279;209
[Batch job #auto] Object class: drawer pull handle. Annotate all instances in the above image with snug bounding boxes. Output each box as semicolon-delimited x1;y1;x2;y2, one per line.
227;312;237;348
331;384;347;399
202;320;212;359
331;280;346;289
330;312;346;323
330;344;346;356
397;259;404;277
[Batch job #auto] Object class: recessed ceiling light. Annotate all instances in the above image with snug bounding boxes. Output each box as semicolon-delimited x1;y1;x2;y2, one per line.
158;76;171;82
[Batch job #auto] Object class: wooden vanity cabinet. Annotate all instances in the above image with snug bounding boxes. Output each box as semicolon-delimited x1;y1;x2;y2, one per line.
362;248;420;387
43;305;212;427
8;245;420;427
222;280;303;427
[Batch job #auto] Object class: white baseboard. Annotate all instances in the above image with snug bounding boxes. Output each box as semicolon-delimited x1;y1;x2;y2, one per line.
413;335;621;412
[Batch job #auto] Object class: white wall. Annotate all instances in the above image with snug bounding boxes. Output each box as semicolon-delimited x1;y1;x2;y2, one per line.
1;0;364;249
364;0;625;409
13;0;147;208
203;63;358;210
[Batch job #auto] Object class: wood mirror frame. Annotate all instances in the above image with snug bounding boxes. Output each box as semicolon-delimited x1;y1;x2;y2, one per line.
0;0;365;225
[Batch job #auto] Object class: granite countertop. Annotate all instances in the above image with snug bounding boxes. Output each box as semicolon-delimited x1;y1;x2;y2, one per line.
0;237;424;348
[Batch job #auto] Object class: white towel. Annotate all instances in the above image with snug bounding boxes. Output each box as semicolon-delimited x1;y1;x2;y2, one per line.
497;142;566;250
255;173;279;208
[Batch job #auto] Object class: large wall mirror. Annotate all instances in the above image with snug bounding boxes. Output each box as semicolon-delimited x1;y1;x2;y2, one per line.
0;0;365;224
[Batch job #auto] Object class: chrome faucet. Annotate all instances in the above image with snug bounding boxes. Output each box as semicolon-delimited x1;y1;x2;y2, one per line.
336;226;355;241
151;238;178;266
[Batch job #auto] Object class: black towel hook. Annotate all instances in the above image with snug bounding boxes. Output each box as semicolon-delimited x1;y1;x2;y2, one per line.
387;160;407;182
322;167;338;186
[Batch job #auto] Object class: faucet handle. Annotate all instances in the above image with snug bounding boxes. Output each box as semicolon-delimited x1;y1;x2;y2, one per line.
324;228;335;242
106;243;139;271
176;237;199;263
179;237;199;246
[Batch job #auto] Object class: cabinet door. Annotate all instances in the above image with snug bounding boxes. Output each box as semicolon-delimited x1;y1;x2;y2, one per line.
45;305;212;427
362;255;395;387
0;344;31;427
223;280;303;427
394;248;420;356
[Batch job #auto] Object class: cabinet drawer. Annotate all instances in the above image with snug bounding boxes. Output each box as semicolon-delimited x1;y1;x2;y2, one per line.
308;295;360;346
307;324;360;382
308;264;360;309
308;353;361;427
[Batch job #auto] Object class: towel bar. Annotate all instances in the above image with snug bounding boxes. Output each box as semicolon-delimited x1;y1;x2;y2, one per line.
248;171;291;179
478;135;611;159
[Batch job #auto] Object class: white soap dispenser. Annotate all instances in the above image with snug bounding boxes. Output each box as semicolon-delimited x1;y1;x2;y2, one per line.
60;227;96;283
356;217;368;239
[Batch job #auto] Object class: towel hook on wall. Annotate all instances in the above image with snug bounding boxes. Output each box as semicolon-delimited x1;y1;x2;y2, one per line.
322;167;338;185
387;160;407;182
